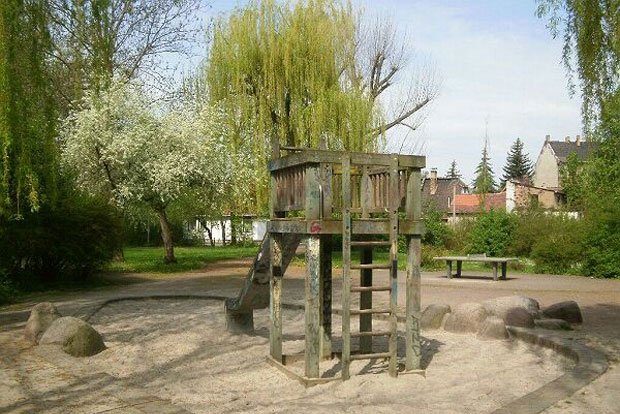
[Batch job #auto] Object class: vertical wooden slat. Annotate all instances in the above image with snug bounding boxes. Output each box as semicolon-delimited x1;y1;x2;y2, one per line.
341;155;352;381
305;165;321;219
361;166;371;219
388;157;399;377
405;168;422;371
320;163;333;219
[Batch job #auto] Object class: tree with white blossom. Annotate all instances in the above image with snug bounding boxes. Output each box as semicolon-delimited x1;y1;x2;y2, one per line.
61;82;231;263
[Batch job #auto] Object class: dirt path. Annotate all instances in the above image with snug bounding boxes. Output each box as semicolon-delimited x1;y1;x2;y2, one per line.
1;260;619;413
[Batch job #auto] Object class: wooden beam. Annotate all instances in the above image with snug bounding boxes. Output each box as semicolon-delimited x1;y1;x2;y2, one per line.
268;150;425;172
270;234;283;361
341;155;352;381
267;218;424;235
388;156;399;378
305;236;321;378
319;235;332;359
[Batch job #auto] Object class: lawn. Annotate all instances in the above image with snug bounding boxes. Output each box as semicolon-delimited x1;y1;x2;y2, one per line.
105;245;259;274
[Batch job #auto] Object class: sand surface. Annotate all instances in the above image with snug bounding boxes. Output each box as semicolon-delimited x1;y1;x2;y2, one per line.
68;298;574;414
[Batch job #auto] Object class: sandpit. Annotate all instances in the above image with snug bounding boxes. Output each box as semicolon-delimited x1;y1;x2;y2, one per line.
74;299;573;413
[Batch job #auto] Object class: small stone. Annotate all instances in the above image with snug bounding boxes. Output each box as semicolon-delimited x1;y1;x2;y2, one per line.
477;316;509;340
39;317;105;357
504;307;535;328
542;301;583;324
482;295;540;319
24;302;61;345
421;304;451;330
443;302;487;333
534;318;572;330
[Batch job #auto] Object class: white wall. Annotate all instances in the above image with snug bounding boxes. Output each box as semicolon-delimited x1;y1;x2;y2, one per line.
188;219;267;244
533;143;560;188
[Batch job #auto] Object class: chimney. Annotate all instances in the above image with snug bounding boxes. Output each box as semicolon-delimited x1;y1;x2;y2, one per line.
545;134;551;143
576;134;581;147
430;168;438;195
565;135;571;143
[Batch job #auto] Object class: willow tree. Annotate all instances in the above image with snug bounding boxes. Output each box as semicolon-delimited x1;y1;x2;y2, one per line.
536;0;620;128
204;0;437;215
0;0;58;218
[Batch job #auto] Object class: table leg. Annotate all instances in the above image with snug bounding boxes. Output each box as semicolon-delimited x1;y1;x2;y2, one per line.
493;263;498;281
456;261;462;277
446;261;452;279
501;262;507;280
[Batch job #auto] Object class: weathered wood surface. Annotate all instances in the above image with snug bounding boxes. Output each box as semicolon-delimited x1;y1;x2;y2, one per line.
267;218;423;235
225;233;301;317
341;155;352;381
434;256;519;262
435;256;518;281
268;149;425;171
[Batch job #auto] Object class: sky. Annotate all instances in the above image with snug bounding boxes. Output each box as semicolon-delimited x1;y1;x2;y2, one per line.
193;0;582;183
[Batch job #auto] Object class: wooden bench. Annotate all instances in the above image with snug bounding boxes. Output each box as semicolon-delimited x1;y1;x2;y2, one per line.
433;254;518;281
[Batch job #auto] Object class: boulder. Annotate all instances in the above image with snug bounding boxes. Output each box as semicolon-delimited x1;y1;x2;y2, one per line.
542;301;583;324
477;316;509;340
24;302;61;345
482;295;540;319
504;307;535;328
39;317;105;357
443;302;487;333
421;304;451;330
534;318;572;331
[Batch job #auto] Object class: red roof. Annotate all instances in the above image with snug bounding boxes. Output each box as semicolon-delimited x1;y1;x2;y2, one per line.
454;192;506;213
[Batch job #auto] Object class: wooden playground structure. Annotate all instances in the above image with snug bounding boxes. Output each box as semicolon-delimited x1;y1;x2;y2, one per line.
226;146;425;385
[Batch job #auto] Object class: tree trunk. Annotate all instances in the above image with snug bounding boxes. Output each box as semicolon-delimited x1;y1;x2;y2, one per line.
198;218;215;247
220;220;226;245
230;214;237;245
156;208;176;263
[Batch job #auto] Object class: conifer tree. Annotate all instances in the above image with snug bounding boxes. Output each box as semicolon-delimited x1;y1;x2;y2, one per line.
473;144;496;193
446;160;461;179
501;138;533;186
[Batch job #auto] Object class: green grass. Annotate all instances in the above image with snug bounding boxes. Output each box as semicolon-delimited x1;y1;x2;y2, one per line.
105;245;259;274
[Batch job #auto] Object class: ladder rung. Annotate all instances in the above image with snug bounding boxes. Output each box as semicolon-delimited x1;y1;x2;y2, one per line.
350;286;391;292
350;330;391;337
350;264;391;270
350;352;392;360
350;241;391;248
350;308;391;315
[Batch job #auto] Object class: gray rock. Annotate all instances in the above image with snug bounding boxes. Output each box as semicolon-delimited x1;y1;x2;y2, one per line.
477;316;509;340
443;302;487;333
24;302;61;345
542;301;583;324
504;307;535;328
39;317;105;357
534;318;572;330
482;295;540;319
421;304;451;330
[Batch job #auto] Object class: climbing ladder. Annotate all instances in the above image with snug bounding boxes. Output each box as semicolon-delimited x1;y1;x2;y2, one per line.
341;155;400;380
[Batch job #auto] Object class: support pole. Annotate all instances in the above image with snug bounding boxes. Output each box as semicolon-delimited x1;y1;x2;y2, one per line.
269;234;283;361
305;236;321;378
319;234;332;359
405;168;422;371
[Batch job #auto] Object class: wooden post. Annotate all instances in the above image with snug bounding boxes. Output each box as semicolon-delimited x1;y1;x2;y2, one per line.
501;262;507;280
493;262;499;281
319;234;332;359
305;235;321;378
359;247;373;353
388;156;399;377
341;155;352;380
456;261;462;277
446;261;452;279
405;168;422;371
270;233;283;361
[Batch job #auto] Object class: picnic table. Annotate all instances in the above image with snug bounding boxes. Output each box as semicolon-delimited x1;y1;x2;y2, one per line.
433;254;518;281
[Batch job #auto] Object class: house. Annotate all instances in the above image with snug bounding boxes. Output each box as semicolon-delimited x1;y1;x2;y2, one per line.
533;135;598;190
421;169;469;215
453;192;506;216
505;179;564;212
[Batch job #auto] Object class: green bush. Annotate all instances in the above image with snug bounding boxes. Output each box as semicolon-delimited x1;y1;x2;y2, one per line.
421;245;448;270
467;210;516;257
422;208;453;247
582;216;620;278
0;195;122;291
530;218;585;274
